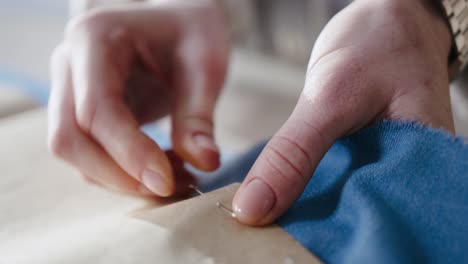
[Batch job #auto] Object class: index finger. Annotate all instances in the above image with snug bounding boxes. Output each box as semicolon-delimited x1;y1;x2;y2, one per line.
67;12;175;196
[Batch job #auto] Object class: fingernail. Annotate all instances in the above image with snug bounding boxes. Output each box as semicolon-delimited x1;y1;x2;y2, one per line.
138;184;155;196
233;179;275;224
193;134;218;152
141;169;170;197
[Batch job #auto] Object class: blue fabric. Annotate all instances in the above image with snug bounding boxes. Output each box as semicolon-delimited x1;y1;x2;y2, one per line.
280;121;468;263
206;121;468;264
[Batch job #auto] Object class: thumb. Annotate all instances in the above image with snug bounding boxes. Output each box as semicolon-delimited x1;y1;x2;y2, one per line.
171;36;228;171
232;97;337;225
232;60;384;225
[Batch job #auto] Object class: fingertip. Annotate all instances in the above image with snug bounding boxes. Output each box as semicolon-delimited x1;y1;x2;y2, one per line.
143;153;176;197
232;179;276;226
173;133;220;172
133;143;176;197
140;169;170;197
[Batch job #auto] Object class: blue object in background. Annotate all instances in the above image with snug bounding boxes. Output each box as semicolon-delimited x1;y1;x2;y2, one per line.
0;67;49;105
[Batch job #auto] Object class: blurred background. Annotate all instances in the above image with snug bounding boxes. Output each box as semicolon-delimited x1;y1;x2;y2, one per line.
0;1;65;117
0;0;467;155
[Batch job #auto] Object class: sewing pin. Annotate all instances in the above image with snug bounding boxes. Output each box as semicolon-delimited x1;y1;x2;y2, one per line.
216;202;237;218
188;184;237;218
188;184;204;196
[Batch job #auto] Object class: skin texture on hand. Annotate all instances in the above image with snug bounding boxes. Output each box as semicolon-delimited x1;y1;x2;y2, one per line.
232;0;455;225
48;0;229;197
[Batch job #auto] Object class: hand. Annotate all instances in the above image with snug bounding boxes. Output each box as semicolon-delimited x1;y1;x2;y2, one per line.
233;0;454;225
48;0;229;197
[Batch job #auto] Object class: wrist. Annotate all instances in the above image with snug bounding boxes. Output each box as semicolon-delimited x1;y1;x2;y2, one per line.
359;0;453;73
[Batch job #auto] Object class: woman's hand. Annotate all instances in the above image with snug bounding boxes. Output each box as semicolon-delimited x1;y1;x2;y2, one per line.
48;0;229;197
233;0;454;225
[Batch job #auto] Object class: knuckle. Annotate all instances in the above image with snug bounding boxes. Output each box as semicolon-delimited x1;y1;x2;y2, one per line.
65;8;118;42
180;115;214;135
263;137;311;186
297;117;331;151
75;96;98;134
274;135;313;166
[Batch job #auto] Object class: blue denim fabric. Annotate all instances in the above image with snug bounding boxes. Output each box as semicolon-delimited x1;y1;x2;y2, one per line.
201;121;468;264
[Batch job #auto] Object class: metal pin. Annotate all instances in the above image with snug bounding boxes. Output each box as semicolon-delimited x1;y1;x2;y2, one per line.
216;202;237;218
188;184;236;218
188;184;204;196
